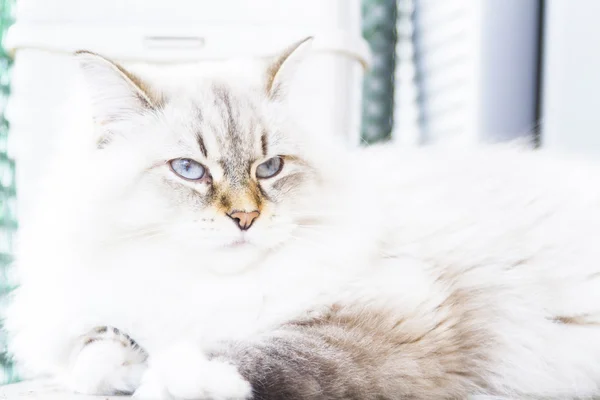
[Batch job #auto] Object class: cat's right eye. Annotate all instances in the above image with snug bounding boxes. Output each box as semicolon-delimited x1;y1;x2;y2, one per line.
169;158;206;181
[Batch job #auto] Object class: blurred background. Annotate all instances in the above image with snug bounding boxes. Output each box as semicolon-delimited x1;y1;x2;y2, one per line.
0;0;599;385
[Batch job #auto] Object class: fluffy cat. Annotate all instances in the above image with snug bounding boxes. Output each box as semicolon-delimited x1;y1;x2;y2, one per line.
5;37;600;399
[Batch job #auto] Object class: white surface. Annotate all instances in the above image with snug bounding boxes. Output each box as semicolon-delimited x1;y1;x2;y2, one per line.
541;0;600;157
0;380;529;399
0;380;122;399
414;0;540;143
6;0;369;64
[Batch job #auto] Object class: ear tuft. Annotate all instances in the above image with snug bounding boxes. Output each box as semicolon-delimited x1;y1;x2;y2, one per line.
265;37;313;100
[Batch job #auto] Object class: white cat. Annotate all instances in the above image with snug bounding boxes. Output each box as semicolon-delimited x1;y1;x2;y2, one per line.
5;37;600;399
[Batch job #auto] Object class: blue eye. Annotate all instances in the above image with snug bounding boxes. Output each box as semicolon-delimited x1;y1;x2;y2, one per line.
169;158;206;181
256;156;284;179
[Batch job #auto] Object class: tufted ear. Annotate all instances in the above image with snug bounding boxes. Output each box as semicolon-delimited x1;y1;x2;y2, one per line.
264;37;313;100
75;51;162;146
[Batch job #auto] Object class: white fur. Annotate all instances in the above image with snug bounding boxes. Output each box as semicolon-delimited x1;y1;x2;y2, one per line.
5;49;600;399
133;341;251;400
68;338;146;395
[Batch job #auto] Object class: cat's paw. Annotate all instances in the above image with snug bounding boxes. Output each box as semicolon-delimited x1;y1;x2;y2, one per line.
67;326;148;395
133;340;252;400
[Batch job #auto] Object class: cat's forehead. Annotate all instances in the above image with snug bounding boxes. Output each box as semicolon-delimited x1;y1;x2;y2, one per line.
164;82;271;163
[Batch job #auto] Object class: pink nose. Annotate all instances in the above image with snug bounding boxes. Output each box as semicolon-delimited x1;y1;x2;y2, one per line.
227;210;260;231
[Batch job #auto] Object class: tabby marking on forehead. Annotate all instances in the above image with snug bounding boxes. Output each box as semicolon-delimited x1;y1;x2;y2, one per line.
261;130;268;157
211;84;238;141
194;106;208;157
209;85;251;155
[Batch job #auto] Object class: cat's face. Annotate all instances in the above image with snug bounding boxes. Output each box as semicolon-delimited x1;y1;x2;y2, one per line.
76;39;328;259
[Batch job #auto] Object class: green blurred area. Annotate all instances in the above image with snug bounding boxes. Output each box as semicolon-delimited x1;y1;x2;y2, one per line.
361;0;397;144
0;0;17;386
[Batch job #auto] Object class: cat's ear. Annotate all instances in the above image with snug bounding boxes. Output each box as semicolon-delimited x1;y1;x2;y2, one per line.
75;51;161;139
265;37;313;100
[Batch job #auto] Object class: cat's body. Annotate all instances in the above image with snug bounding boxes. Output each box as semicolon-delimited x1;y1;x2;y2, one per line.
5;39;600;399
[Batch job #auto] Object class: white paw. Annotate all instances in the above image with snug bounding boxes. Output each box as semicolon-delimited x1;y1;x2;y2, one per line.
133;340;252;400
67;326;148;395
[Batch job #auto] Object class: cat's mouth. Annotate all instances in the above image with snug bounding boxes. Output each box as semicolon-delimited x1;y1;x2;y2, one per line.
225;236;251;248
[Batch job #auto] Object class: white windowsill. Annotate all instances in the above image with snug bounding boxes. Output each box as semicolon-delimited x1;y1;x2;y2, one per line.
0;380;125;399
0;379;557;399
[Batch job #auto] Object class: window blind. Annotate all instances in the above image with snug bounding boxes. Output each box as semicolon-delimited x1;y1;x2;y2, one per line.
412;0;540;144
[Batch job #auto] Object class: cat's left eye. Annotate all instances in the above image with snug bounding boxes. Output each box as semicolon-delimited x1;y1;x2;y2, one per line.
256;156;284;179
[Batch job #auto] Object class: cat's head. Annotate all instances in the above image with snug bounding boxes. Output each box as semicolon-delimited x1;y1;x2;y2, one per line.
73;38;345;269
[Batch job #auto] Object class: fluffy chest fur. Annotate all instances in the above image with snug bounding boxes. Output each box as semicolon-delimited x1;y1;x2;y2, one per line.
54;233;378;354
